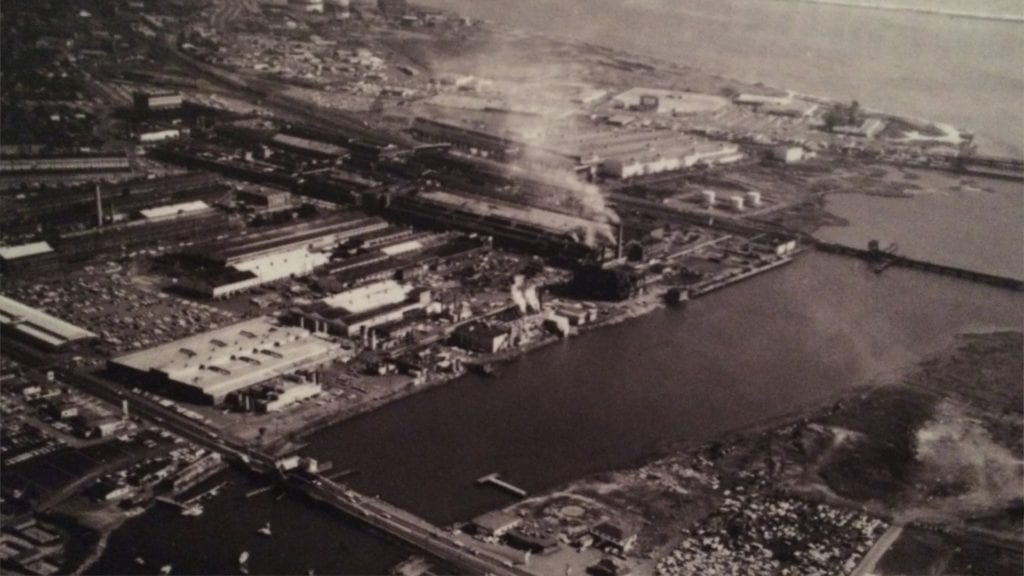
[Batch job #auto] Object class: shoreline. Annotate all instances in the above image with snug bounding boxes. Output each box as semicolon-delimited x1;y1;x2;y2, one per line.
770;0;1024;23
416;1;1014;157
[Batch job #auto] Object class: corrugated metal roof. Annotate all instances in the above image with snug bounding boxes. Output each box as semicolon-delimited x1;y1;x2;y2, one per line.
0;241;53;260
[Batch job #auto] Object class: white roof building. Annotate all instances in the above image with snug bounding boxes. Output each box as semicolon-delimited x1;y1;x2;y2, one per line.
0;241;54;261
109;317;338;405
139;200;211;221
0;294;97;349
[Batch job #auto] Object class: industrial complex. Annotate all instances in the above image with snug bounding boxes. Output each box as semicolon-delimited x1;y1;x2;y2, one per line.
1;1;1019;576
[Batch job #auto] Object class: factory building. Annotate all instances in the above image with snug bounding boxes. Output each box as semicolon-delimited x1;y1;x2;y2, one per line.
410;117;521;161
387;191;602;261
177;213;389;298
2;173;229;237
107;317;339;405
229;376;324;413
0;242;60;277
133;91;184;113
237;188;292;211
189;213;387;268
451;322;510;354
138;129;182;144
598;140;743;179
613;88;728;115
569;265;644;301
269;133;348;158
0;155;131;175
56;209;234;262
0;295;98;351
138;200;213;221
288;280;431;337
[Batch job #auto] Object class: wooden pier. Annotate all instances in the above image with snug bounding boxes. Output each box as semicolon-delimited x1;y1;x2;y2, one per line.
815;241;1023;291
476;473;527;498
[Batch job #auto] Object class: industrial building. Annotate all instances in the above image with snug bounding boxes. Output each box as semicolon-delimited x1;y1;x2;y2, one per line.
56;208;234;262
138;200;213;221
133;91;184;113
0;295;98;350
613;88;728;115
0;242;60;276
1;172;229;236
179;213;390;297
598;139;743;178
288;280;432;337
386;191;605;260
237;187;292;211
410;117;521;161
451;322;510;354
229;377;324;413
107;317;339;405
269;133;348;158
0;155;131;175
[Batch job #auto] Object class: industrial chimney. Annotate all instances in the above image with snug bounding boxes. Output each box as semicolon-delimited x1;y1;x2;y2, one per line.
616;224;624;260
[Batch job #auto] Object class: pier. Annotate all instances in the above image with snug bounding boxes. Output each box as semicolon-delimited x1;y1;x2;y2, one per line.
476;473;528;498
955;155;1024;182
815;241;1023;291
155;496;186;510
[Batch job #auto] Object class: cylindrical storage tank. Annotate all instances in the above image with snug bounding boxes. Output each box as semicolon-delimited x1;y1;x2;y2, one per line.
730;195;745;212
701;190;716;208
746;191;762;207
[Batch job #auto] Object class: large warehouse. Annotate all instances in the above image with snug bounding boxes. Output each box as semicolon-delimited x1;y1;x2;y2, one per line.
0;295;97;350
107;317;339;405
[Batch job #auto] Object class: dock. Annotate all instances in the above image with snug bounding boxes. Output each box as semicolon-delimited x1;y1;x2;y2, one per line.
815;241;1023;291
685;254;797;299
184;480;227;505
475;473;527;498
244;486;273;499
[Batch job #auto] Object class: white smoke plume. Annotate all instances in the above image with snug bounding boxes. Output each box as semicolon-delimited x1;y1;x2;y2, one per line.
432;32;620;246
915;401;1024;510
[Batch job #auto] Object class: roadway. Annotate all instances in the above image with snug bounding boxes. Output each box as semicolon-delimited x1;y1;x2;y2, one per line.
3;341;538;576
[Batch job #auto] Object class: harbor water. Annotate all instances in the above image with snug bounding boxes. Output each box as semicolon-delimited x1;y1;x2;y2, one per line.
424;0;1024;157
90;253;1022;574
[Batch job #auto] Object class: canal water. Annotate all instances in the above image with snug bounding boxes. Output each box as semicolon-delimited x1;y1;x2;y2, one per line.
90;253;1023;574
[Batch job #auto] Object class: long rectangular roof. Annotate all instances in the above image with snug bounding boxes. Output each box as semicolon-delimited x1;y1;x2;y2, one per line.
0;241;54;261
140;200;211;220
418;191;604;237
0;295;97;348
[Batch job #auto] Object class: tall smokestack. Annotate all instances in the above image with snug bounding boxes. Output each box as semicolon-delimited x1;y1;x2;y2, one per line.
616;224;624;260
95;184;103;228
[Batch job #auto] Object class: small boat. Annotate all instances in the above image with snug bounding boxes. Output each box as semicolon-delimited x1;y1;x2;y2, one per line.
134;557;145;566
160;565;172;575
257;522;272;537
